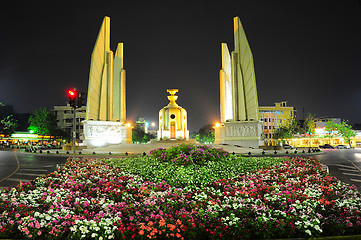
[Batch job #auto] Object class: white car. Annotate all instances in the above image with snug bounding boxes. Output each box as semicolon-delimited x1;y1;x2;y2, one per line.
336;145;350;149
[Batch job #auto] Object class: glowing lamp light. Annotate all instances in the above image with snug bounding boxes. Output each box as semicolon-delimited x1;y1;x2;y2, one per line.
315;127;326;135
67;89;77;99
126;123;131;128
215;123;221;128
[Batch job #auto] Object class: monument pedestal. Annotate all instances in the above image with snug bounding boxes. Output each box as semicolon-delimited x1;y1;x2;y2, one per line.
83;120;132;148
215;121;263;149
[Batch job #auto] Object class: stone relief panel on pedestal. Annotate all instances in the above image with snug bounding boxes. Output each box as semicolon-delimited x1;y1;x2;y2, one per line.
225;125;257;138
87;124;126;138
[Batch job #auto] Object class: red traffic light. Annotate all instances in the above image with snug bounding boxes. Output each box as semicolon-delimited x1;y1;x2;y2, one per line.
67;89;78;99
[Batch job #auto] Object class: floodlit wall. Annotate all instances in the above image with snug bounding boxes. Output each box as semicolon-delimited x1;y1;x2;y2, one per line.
233;16;259;121
87;17;111;121
220;17;259;123
86;17;126;122
113;43;126;122
220;43;233;122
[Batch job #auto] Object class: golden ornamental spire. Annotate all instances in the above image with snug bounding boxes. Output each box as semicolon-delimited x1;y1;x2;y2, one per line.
167;89;179;106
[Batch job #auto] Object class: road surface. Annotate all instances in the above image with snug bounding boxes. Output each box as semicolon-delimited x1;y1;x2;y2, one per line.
315;149;361;192
0;149;68;189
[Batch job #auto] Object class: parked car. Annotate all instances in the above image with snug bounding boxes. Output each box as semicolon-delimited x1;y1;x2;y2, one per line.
319;144;335;149
283;144;294;149
336;144;350;149
48;144;62;149
37;145;50;150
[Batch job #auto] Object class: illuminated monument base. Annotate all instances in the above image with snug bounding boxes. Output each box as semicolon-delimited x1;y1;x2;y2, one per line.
214;121;263;149
83;120;132;148
157;89;189;141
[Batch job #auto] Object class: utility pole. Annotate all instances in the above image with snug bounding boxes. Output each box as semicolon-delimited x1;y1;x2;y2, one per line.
72;107;76;159
67;88;83;159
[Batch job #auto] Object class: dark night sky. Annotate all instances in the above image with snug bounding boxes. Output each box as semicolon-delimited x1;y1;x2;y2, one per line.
1;0;361;132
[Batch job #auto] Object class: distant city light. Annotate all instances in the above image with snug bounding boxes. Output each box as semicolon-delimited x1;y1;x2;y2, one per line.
11;133;38;138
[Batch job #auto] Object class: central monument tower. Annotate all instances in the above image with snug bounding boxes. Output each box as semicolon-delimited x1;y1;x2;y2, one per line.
83;16;131;147
215;17;263;148
157;89;189;140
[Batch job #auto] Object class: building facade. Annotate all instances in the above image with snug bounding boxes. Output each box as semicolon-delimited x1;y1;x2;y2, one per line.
259;101;296;146
52;103;86;140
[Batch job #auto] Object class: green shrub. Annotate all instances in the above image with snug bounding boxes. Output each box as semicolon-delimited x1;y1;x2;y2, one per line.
105;154;285;188
149;144;229;166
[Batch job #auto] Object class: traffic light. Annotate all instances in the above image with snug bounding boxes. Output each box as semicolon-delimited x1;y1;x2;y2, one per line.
67;89;78;108
77;92;85;108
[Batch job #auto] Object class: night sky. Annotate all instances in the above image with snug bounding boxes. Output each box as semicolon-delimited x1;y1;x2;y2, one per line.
1;1;361;132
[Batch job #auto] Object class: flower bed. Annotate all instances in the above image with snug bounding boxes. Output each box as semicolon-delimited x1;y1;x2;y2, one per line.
0;145;361;239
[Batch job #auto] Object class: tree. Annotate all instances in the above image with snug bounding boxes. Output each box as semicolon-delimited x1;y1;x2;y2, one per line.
0;115;18;136
324;120;338;141
304;113;316;135
273;125;293;140
0;102;18;136
324;120;356;148
196;125;215;143
273;119;301;141
336;120;356;148
28;107;59;136
132;125;155;143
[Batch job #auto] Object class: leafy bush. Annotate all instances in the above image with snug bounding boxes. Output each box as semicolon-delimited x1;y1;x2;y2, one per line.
105;155;285;188
149;144;229;166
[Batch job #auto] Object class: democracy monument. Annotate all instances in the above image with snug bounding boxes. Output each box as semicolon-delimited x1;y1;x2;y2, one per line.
157;89;189;140
82;16;262;149
214;17;262;148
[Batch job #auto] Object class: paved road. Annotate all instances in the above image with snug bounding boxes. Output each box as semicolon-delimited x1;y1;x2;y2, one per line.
315;149;361;192
0;149;68;189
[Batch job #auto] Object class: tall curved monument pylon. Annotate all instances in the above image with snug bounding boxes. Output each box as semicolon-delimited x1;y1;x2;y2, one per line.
216;17;262;148
83;16;131;147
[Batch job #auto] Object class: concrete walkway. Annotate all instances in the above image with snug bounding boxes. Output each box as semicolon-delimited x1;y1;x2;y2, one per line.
83;143;266;155
43;142;317;156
